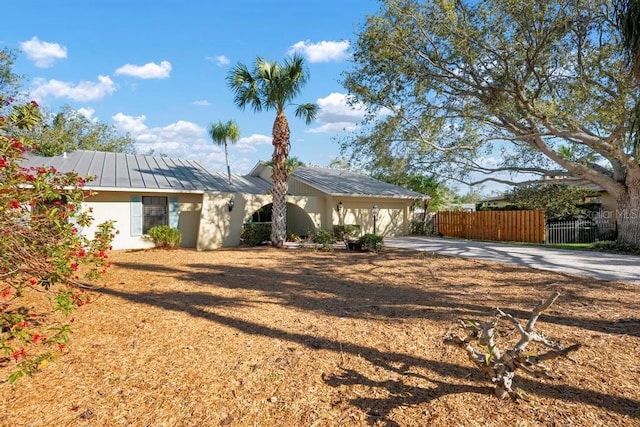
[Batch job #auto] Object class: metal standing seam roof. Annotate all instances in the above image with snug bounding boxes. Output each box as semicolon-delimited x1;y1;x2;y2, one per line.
20;151;426;198
292;166;427;199
20;151;272;194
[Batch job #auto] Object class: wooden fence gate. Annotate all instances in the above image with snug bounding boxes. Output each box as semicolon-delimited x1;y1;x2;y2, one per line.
436;210;546;243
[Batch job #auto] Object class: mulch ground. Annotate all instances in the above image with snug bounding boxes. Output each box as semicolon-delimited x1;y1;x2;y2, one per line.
1;246;639;426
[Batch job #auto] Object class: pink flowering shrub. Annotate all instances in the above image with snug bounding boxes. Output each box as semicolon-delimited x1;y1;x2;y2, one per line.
0;96;115;382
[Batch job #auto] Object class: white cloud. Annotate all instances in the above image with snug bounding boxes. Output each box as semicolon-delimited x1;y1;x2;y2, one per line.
76;107;96;121
316;92;367;122
31;75;116;102
20;37;67;68
210;55;230;66
115;61;172;79
307;92;367;134
235;134;272;153
307;122;358;134
192;100;210;106
112;113;149;134
112;112;234;171
287;40;350;63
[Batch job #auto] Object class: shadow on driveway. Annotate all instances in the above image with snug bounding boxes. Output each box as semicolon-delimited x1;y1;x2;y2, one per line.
385;236;640;284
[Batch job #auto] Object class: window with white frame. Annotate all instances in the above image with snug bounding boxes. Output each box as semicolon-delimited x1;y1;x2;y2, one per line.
130;195;179;236
142;196;168;234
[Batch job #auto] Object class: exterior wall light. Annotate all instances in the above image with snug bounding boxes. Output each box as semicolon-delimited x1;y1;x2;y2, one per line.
228;197;235;212
372;204;380;234
336;200;344;213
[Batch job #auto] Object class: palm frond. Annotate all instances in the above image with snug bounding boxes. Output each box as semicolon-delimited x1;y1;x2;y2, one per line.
295;103;319;125
227;63;262;112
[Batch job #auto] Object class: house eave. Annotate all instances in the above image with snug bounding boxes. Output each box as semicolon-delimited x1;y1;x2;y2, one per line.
83;186;220;195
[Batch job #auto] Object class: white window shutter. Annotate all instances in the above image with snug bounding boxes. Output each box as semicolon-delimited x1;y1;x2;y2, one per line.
169;197;179;228
130;196;142;236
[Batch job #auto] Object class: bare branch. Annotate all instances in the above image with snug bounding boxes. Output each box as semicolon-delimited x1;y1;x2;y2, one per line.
444;291;580;399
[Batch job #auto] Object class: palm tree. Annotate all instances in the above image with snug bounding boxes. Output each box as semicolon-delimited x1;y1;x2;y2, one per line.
266;156;305;175
208;119;240;184
227;55;318;247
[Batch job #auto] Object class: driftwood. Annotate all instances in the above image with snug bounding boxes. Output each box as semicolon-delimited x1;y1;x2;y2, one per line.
444;291;581;400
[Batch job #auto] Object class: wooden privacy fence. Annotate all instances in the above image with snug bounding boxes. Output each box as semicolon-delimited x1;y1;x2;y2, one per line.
436;210;546;243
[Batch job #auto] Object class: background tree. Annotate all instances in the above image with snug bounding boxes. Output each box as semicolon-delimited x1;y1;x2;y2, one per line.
373;171;454;212
208;119;240;184
227;55;318;247
16;105;135;156
0;48;21;101
616;0;640;169
502;183;598;220
343;0;640;245
617;0;640;80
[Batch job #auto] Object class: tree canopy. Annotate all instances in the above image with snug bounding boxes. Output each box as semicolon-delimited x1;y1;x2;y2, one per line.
0;48;21;100
16;105;135;156
501;182;598;220
343;0;640;244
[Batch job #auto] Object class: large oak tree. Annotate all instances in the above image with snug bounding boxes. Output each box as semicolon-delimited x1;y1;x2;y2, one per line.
343;0;640;244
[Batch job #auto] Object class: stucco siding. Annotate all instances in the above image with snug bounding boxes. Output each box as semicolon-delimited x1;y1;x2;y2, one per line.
334;198;411;237
81;191;202;250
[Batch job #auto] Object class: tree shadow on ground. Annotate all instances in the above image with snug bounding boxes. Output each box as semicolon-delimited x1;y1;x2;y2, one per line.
113;249;640;338
94;279;640;423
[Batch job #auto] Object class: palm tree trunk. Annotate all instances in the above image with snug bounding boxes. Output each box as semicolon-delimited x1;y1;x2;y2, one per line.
271;112;290;247
224;142;231;184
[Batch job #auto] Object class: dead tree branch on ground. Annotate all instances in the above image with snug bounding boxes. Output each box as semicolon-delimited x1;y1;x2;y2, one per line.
444;291;581;400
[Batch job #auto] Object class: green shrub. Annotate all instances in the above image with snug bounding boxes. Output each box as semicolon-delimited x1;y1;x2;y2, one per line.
146;225;182;248
241;222;271;246
312;229;337;246
333;224;361;240
410;220;427;235
358;233;384;252
286;232;301;242
592;240;640;255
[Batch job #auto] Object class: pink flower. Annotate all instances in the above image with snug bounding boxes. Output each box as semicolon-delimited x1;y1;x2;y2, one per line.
0;287;10;298
12;348;27;361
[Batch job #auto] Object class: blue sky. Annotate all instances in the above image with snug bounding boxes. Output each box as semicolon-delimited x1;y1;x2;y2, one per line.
4;1;382;175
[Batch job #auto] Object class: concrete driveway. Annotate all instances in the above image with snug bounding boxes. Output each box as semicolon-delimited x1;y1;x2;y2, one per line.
385;236;640;284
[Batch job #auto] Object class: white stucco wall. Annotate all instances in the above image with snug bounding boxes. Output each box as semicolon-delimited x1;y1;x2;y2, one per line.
80;191;203;250
332;197;412;237
81;189;414;252
197;192;244;250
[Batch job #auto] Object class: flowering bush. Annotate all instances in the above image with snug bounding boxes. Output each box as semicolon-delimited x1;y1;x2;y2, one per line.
0;95;115;382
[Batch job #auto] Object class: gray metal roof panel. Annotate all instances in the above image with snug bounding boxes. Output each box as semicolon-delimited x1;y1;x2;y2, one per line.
20;151;421;198
292;166;426;199
20;151;232;192
225;174;272;195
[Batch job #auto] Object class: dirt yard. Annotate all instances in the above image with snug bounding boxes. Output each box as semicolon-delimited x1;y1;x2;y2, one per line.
1;246;639;426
